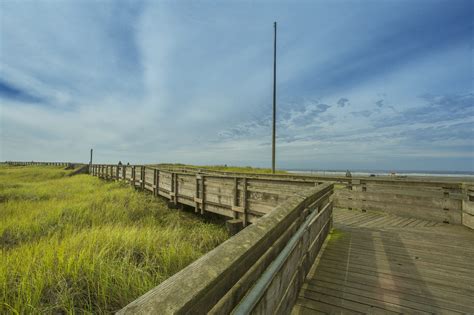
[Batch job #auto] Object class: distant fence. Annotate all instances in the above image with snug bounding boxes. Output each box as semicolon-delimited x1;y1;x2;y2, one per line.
5;161;75;167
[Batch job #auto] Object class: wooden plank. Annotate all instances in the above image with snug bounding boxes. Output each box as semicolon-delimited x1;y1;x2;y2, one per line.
336;198;462;224
462;200;474;215
462;212;474;229
306;279;470;314
295;296;364;314
335;188;463;210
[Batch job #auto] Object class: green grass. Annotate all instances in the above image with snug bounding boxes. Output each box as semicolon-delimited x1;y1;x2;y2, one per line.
0;165;228;314
157;163;288;174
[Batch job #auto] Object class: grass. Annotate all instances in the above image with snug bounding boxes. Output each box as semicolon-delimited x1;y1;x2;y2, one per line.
157;163;288;174
0;165;228;314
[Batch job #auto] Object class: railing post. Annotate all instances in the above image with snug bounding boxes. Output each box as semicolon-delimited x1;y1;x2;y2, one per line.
232;177;239;219
195;174;202;213
132;166;136;187
200;175;205;215
153;169;158;196
242;178;248;227
141;166;145;189
170;173;176;205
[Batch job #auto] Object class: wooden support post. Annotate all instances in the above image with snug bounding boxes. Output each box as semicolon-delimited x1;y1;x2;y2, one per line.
153;169;158;196
242;178;248;227
156;170;160;196
174;173;178;204
232;177;239;219
201;175;205;215
141;166;145;189
226;219;243;236
132;166;136;187
169;173;177;205
116;164;120;179
195;175;201;213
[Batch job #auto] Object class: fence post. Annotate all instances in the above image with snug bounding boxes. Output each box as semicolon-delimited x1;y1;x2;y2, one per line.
195;175;201;213
141;166;145;189
132;166;136;187
242;178;248;227
154;169;160;197
232;177;239;219
200;175;205;215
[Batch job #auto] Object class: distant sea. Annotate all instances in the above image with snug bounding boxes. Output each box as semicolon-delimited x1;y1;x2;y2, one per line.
285;169;474;178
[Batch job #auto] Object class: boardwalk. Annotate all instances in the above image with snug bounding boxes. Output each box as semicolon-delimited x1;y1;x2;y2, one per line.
293;208;474;314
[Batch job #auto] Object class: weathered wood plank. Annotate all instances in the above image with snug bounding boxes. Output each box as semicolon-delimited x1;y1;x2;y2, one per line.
295;208;474;314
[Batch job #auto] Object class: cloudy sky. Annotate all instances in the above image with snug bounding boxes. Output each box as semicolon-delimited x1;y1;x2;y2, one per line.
1;0;473;171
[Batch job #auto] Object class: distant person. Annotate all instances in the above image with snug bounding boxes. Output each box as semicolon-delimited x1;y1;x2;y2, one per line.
118;161;122;166
345;170;352;177
127;162;130;166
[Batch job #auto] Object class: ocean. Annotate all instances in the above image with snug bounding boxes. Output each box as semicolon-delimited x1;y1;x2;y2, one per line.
285;169;474;178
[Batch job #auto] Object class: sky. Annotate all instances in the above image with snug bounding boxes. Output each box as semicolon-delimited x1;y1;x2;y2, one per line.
0;0;473;172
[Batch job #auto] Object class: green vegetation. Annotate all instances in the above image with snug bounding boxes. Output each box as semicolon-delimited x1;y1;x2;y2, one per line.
157;163;288;174
0;165;228;314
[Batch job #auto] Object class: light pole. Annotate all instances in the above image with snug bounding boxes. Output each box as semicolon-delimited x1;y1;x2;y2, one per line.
272;21;277;174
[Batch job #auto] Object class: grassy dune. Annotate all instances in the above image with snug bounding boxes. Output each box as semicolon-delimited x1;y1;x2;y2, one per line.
0;165;228;314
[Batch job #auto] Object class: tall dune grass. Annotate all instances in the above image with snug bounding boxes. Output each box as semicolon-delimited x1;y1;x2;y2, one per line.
0;165;228;314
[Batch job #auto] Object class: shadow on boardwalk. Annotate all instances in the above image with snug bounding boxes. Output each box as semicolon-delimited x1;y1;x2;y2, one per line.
292;208;474;314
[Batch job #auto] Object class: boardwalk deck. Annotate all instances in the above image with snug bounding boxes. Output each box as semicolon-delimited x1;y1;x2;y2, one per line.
293;208;474;314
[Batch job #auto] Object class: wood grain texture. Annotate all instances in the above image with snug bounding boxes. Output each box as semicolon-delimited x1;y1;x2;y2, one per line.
293;208;474;314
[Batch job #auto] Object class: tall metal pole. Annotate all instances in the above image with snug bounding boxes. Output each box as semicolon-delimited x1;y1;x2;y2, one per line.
90;148;93;165
272;21;277;174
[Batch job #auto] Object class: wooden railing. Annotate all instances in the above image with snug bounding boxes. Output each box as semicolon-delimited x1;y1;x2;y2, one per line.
117;183;333;314
90;164;324;224
88;164;334;312
154;165;471;226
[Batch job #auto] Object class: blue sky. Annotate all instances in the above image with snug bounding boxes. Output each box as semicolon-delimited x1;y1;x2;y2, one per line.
0;0;473;171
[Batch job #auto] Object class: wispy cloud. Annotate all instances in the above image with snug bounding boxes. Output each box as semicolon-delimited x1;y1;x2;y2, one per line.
0;0;472;171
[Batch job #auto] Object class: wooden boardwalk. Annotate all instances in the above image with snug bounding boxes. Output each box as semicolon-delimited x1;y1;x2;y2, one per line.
293;208;474;314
